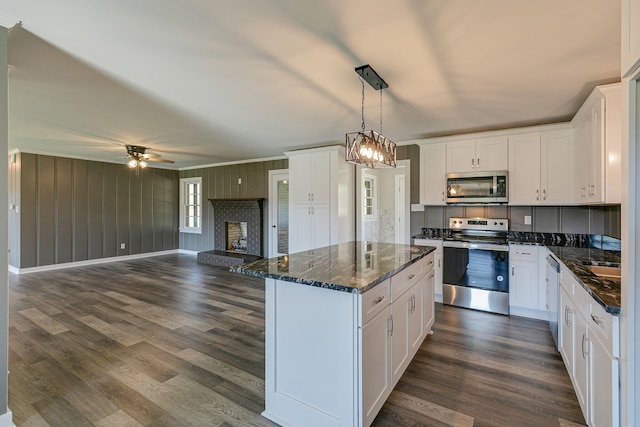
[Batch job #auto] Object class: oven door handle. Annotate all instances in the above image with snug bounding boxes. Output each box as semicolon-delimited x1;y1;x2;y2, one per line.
442;241;509;251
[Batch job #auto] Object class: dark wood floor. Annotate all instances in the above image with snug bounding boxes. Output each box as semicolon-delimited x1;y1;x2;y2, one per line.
8;254;586;426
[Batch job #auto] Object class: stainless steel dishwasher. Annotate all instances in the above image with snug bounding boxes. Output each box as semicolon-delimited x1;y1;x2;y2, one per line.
546;254;561;350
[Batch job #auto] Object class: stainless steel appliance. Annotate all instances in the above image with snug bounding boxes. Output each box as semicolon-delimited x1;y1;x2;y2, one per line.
446;171;508;204
442;217;509;315
546;254;561;350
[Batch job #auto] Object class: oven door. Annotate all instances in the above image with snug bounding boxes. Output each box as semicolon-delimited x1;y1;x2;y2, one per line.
442;240;510;314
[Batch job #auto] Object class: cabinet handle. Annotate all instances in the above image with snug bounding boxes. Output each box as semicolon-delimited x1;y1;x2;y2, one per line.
542;189;547;200
428;272;435;279
438;258;440;268
536;189;539;201
441;191;444;202
412;295;416;313
565;306;572;326
591;314;605;326
581;334;588;359
389;315;394;336
471;158;474;168
408;274;416;280
477;158;480;168
511;265;514;276
372;295;385;305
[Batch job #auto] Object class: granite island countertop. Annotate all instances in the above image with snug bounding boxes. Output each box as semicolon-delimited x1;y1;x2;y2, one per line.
231;241;435;294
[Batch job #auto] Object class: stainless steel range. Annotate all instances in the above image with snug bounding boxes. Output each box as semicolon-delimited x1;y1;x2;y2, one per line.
442;217;510;315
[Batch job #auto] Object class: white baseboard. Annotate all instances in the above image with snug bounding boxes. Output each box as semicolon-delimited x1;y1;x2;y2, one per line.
509;306;548;321
9;250;183;275
0;409;13;427
178;249;199;256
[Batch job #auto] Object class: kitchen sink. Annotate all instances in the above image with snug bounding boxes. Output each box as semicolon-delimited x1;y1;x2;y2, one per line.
586;265;621;281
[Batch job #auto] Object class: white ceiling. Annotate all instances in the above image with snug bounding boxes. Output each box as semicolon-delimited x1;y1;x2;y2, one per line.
3;1;621;169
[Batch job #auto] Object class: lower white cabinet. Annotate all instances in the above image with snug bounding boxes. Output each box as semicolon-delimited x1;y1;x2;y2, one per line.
509;245;546;318
413;239;443;301
263;253;435;427
558;265;620;426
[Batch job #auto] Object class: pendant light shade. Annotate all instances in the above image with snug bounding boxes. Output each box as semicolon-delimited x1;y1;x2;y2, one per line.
345;65;396;168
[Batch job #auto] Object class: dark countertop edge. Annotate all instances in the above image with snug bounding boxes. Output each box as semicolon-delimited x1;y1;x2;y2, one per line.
231;246;436;294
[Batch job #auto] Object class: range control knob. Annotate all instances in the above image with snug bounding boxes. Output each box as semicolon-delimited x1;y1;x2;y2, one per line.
494;221;498;225
500;222;504;225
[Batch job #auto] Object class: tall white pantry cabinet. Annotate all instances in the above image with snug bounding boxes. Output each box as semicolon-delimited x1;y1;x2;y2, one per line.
286;146;354;253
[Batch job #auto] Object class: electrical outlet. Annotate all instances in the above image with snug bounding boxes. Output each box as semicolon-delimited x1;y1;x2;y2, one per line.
238;178;242;184
524;215;532;225
120;243;126;249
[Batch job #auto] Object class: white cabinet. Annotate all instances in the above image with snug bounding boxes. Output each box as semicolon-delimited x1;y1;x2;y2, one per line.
419;142;446;205
413;239;442;301
360;306;392;427
572;84;621;205
622;0;640;78
446;136;508;173
558;263;620;426
508;128;575;205
509;245;546;319
287;146;354;253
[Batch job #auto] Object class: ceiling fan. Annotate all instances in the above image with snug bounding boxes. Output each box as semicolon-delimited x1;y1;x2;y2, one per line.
126;145;175;170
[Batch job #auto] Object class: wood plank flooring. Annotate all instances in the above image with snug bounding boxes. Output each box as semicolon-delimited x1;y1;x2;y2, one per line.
8;254;586;426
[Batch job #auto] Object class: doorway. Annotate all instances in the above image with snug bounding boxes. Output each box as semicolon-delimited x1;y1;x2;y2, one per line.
356;159;410;244
268;170;289;257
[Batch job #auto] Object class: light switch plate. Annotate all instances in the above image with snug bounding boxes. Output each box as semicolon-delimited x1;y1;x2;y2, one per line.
524;215;532;225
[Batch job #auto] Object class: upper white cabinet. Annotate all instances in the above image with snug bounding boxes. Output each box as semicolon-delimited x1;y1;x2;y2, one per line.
446;136;508;173
508;128;575;205
622;0;640;78
419;142;446;205
572;83;621;205
287;146;354;253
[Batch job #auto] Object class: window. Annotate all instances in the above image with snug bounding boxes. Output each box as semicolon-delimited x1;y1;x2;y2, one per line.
180;177;202;234
363;176;376;218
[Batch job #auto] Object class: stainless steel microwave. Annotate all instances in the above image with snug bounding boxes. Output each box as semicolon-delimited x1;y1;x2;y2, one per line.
446;171;508;204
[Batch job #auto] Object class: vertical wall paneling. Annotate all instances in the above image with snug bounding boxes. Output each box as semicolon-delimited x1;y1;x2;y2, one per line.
152;169;164;251
87;161;104;260
116;165;131;255
102;163;118;257
129;170;143;254
37;156;55;266
8;152;21;267
55;157;73;264
73;159;89;262
140;169;155;253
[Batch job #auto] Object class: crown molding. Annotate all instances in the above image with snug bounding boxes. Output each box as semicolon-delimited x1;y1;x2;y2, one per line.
0;13;20;30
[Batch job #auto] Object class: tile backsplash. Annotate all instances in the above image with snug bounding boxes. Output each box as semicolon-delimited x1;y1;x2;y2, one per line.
411;205;622;239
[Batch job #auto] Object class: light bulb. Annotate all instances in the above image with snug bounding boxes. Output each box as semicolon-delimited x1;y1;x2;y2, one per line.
139;160;148;169
128;159;138;168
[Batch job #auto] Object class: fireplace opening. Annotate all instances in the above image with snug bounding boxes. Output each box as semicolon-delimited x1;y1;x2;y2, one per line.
225;221;248;253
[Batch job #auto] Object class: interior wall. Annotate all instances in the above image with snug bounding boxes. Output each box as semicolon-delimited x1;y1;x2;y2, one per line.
179;159;288;252
12;152;179;269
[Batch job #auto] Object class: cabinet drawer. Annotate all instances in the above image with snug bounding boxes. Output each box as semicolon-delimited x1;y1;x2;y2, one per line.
572;281;590;315
560;265;576;294
509;245;538;261
360;279;390;327
589;300;620;358
391;256;431;301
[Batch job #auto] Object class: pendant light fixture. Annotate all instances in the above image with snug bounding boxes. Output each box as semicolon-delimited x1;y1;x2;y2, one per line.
126;145;148;175
345;65;396;168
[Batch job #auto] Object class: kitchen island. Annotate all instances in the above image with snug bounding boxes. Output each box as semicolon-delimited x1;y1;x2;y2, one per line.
232;241;436;427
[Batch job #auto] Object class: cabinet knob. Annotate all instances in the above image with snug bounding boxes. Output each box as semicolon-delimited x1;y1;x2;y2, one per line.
407;274;415;280
372;295;385;305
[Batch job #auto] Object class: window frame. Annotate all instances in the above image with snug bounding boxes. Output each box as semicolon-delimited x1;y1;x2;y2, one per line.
179;177;202;234
363;175;377;219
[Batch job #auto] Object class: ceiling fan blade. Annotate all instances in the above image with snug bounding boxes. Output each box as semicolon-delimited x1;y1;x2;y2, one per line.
147;158;175;164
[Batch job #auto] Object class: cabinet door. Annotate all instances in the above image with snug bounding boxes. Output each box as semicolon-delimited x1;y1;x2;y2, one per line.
391;290;411;386
311;204;331;249
420;143;446;205
509;259;539;311
446;140;476;172
408;285;424;358
560;287;574;377
434;251;443;297
291;205;314;253
360;308;391;427
588;100;604;203
508;133;541;205
289;153;313;203
622;0;640;78
311;151;332;204
476;136;508;171
590;333;619;427
422;269;435;334
575;117;590;201
541;129;575;205
573;311;589;423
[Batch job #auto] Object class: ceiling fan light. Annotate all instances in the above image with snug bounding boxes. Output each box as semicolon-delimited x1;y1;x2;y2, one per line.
128;159;138;168
139;160;148;169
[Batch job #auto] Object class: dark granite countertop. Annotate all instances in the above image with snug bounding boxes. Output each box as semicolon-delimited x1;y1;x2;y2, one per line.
230;241;435;294
545;246;621;315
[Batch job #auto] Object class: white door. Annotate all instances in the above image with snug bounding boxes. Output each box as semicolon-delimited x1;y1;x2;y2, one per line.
269;170;289;257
